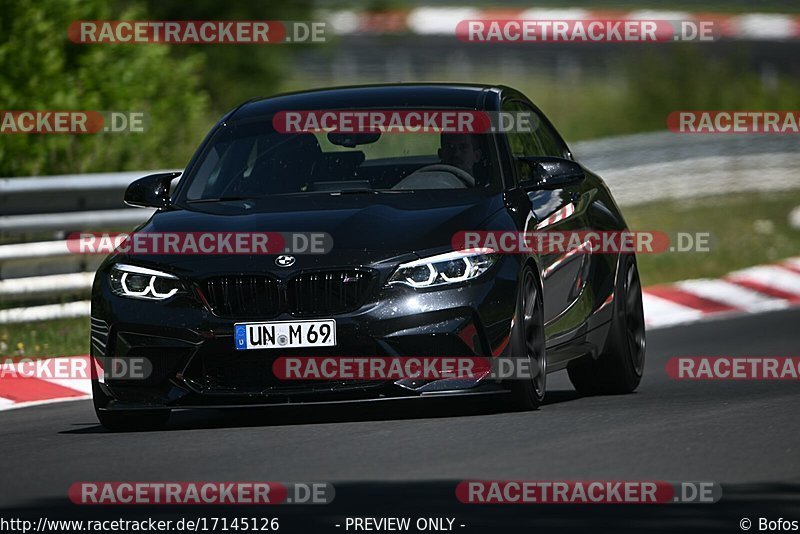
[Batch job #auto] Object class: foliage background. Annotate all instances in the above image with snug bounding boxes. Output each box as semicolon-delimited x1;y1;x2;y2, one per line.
1;0;799;177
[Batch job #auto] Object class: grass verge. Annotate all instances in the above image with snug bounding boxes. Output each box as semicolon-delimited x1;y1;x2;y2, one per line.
1;317;89;359
625;189;800;286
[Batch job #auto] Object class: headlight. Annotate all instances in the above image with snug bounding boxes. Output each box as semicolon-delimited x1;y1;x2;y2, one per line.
387;249;499;288
109;263;183;300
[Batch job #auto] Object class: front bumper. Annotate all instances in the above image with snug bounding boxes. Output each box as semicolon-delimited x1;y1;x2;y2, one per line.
91;257;520;410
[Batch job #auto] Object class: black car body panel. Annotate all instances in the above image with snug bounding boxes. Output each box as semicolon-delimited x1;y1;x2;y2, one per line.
91;84;629;412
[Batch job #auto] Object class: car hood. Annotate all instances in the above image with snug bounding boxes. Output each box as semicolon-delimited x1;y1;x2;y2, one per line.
128;193;505;273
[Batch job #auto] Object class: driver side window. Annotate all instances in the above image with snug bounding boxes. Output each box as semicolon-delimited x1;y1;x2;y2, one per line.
503;100;570;185
503;101;545;184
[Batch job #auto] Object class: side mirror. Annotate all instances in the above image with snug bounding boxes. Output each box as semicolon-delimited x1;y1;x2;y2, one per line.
518;156;584;189
124;172;182;209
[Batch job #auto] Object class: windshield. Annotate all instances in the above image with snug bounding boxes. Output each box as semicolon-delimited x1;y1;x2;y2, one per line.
180;116;501;202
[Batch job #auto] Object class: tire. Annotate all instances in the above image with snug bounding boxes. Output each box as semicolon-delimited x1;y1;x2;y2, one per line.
92;380;170;432
568;254;646;395
508;267;547;410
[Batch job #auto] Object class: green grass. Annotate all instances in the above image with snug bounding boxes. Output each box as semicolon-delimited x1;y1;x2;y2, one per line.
1;317;89;359
2;189;798;357
625;189;800;286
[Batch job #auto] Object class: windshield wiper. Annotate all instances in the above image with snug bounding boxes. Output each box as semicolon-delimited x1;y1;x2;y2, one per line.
186;196;258;204
329;189;414;195
187;190;414;202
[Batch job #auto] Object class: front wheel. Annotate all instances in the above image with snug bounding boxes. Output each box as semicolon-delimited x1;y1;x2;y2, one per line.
508;267;547;410
568;255;646;395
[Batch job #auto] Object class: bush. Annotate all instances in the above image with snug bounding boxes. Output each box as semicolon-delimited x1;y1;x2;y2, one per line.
0;0;210;176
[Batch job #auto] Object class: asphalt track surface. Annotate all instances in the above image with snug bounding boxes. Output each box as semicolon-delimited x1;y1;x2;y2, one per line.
1;308;799;533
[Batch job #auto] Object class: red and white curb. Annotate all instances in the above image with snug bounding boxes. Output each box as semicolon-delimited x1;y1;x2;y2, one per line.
1;257;799;411
327;8;800;41
643;257;800;328
0;355;92;411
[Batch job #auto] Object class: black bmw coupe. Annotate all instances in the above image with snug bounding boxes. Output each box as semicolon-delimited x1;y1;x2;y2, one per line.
90;84;645;430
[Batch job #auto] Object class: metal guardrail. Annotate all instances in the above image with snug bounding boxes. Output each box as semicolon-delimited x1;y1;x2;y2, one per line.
1;131;798;323
0;301;90;324
0;169;178;216
573;132;800;206
1;209;155;233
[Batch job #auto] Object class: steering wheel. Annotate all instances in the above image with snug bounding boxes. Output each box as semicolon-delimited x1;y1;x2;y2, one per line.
412;164;476;187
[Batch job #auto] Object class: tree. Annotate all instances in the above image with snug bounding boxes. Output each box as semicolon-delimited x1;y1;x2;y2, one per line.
0;0;210;176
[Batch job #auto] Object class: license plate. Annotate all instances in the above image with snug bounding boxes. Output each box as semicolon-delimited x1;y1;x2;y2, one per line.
234;319;336;350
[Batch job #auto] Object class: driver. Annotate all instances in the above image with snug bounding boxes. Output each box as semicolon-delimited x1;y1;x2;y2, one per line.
439;133;482;176
392;133;484;190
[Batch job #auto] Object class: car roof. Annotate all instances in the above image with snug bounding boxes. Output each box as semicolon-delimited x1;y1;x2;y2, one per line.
229;83;505;121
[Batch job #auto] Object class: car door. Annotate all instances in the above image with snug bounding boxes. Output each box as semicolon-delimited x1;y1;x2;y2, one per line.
502;98;594;340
